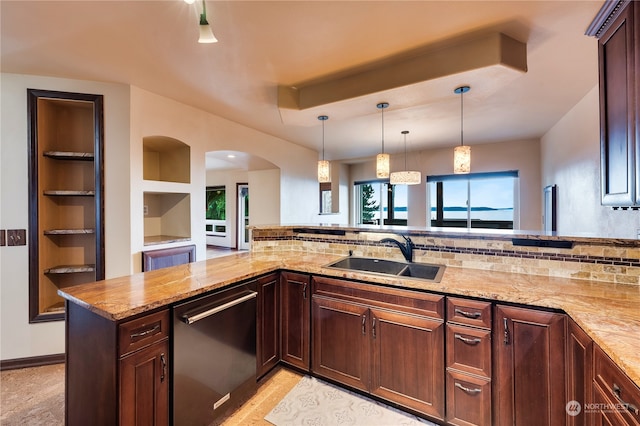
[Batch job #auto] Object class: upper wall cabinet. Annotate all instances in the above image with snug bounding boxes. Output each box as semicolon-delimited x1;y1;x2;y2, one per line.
28;89;105;322
588;0;640;207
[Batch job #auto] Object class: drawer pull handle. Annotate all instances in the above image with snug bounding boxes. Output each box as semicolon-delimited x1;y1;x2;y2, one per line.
454;333;481;345
372;317;376;339
362;315;366;335
160;353;166;383
455;308;481;319
455;382;482;394
613;383;640;415
130;324;160;339
302;282;307;300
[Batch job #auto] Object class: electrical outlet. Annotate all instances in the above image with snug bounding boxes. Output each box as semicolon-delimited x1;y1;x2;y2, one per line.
637;229;640;239
144;205;149;216
7;229;26;246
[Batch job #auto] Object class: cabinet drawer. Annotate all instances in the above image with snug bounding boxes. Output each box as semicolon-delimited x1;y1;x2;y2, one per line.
593;345;640;425
446;323;491;378
313;276;444;319
446;370;491;426
447;297;491;329
119;309;170;357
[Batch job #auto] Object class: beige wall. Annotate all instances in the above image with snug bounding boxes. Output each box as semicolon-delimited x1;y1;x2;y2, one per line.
0;73;131;360
129;86;321;269
541;86;640;238
349;139;542;230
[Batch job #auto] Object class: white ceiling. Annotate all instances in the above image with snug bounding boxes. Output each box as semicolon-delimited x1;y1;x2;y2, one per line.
1;0;603;164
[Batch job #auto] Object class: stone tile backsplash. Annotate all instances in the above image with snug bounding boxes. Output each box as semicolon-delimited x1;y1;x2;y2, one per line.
252;228;640;286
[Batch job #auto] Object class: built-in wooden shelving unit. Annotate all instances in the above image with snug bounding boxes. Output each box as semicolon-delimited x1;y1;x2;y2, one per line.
28;89;104;322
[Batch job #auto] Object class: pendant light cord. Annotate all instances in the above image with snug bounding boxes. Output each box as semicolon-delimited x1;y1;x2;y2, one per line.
381;106;385;153
322;119;325;160
460;89;464;147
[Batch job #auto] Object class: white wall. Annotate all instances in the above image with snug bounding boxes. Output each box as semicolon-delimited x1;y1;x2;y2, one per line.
541;86;640;238
349;139;542;230
0;73;131;360
248;169;281;225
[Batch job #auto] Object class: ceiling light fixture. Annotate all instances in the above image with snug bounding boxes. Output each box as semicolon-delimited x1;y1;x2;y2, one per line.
197;0;218;44
317;115;331;183
390;131;421;185
454;86;471;174
376;102;390;178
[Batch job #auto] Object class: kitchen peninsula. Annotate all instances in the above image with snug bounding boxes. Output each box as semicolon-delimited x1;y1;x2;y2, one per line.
59;225;640;425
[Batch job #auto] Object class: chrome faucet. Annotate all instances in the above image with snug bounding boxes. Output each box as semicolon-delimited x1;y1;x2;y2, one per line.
379;235;414;262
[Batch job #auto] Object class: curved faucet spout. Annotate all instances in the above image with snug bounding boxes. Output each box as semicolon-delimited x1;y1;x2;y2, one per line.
379;235;414;262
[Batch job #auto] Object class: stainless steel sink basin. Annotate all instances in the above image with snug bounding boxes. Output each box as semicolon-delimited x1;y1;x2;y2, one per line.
326;257;445;283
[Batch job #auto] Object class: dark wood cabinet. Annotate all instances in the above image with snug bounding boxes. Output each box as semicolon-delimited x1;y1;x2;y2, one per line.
119;340;169;426
494;304;566;426
280;271;311;370
588;0;640;206
445;297;492;426
567;318;594;425
28;89;105;322
311;275;445;421
66;303;170;425
593;345;640;426
256;273;280;378
311;296;370;391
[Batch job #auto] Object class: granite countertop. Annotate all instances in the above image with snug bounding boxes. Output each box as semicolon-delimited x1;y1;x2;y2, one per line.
58;251;640;388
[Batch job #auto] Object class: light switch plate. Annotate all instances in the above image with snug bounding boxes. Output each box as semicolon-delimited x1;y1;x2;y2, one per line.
7;229;26;246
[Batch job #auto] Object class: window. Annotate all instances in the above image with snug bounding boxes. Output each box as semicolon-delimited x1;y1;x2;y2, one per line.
428;171;517;229
354;180;408;225
206;186;226;220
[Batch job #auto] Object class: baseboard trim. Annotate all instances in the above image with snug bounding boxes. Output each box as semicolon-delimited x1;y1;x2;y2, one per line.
1;353;65;371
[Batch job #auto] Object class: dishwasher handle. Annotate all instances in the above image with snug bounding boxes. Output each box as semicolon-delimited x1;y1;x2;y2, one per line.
181;291;257;325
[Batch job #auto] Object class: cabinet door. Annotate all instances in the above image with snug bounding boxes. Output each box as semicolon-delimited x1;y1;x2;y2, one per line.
119;340;169;426
370;308;445;420
257;273;280;378
311;296;370;392
567;319;593;426
598;2;636;206
494;305;566;426
280;271;310;370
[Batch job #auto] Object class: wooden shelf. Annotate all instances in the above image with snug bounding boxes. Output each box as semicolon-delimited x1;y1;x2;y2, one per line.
44;301;66;313
144;235;191;246
44;264;96;274
43;190;95;196
44;228;95;235
44;151;94;161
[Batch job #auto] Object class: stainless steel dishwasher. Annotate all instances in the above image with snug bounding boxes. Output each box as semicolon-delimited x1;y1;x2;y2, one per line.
172;282;257;425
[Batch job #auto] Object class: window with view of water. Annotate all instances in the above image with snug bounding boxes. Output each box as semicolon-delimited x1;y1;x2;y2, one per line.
355;181;408;226
428;171;517;229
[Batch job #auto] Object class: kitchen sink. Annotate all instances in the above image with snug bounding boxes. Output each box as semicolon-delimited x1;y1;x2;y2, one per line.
326;257;445;283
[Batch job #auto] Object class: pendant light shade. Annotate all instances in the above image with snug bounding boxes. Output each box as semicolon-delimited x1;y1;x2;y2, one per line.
197;0;218;43
376;102;390;178
453;86;471;174
317;115;331;183
390;130;421;185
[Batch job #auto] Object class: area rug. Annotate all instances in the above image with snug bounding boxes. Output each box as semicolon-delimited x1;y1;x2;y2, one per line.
264;375;437;426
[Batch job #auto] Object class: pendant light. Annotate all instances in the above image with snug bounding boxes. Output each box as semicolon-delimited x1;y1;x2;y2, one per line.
390;131;421;185
453;86;471;174
198;0;218;43
376;102;390;178
317;115;331;183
